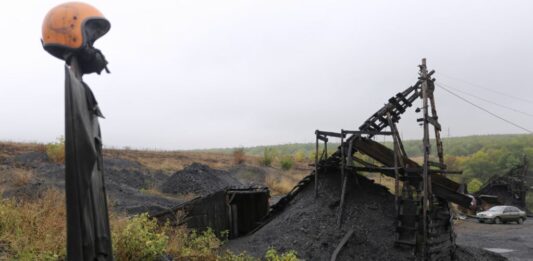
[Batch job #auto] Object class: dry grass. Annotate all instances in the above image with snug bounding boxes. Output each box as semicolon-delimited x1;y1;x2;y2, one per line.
0;189;262;260
0;189;221;260
0;189;67;260
0;141;45;162
141;187;198;202
233;148;246;165
104;149;241;172
265;174;298;196
11;169;33;187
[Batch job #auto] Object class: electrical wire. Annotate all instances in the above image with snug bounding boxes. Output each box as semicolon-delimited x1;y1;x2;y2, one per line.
435;82;533;134
439;72;533;104
438;81;533;118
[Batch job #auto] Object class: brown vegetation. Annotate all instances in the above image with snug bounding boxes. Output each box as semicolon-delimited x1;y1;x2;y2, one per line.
11;169;33;187
104;149;237;173
0;188;298;260
0;189;67;260
233;148;246;165
45;137;65;164
265;174;298;195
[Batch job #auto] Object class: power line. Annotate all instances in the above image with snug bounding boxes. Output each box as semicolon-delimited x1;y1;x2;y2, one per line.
435;82;533;134
438;72;533;105
439;81;533;118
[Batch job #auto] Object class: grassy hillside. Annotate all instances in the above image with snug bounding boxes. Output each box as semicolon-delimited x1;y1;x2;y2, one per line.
204;134;533;210
203;134;533;183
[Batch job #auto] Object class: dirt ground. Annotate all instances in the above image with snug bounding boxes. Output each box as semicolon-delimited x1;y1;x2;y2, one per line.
455;218;533;261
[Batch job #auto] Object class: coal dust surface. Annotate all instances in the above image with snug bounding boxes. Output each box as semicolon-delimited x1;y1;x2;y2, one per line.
158;162;242;196
225;170;506;261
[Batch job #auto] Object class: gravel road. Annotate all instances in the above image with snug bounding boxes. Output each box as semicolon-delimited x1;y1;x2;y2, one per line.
455;217;533;261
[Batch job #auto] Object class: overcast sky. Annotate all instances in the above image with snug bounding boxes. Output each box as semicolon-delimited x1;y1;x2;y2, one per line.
0;1;532;150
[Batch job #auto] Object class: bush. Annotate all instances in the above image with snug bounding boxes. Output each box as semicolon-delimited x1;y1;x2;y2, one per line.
233;148;246;165
261;147;276;167
467;178;483;193
280;156;293;171
46;136;65;164
265;248;298;261
113;213;168;260
0;190;66;260
293;150;306;162
12;169;33;187
170;228;222;259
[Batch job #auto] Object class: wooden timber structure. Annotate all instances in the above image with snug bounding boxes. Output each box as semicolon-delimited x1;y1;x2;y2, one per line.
272;59;473;260
151;59;476;260
151;187;270;239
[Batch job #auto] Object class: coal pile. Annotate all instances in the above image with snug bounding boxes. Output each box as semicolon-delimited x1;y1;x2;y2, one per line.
225;170;506;261
1;152;183;215
159;163;242;196
225;170;413;260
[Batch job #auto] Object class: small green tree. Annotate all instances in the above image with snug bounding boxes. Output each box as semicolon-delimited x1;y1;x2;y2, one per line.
293;150;306;162
261;147;276;167
467;178;483;193
46;136;65;164
280;155;293;171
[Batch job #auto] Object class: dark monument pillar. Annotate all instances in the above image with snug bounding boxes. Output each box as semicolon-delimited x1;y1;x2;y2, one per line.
64;57;113;260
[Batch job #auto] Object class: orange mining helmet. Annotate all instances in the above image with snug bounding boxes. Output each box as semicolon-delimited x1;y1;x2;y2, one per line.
42;2;110;60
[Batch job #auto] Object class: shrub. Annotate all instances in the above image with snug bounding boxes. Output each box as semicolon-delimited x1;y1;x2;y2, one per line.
265;248;298;261
173;228;222;259
467;178;483;193
280;156;293;171
293;150;306;162
12;169;33;187
0;190;67;260
113;213;168;261
233;148;246;165
260;147;276;167
45;136;65;164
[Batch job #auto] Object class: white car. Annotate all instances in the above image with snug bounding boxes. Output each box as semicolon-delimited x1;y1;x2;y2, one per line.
476;206;527;224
